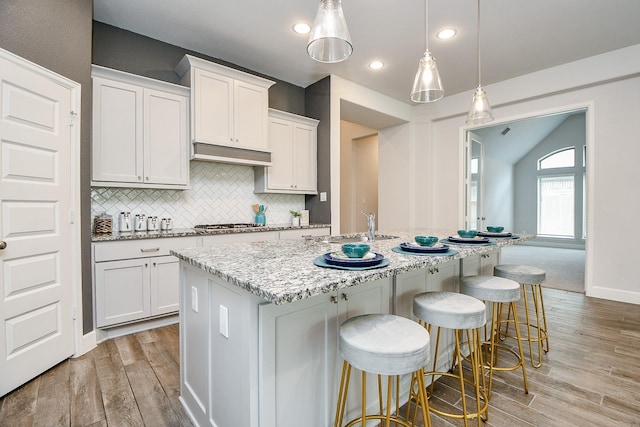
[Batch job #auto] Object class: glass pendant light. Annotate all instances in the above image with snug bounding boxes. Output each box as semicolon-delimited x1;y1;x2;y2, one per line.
410;0;444;103
307;0;353;63
467;0;493;124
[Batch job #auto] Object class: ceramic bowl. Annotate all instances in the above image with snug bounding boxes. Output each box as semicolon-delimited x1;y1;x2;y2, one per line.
415;235;439;247
487;226;504;233
341;243;370;258
457;229;478;238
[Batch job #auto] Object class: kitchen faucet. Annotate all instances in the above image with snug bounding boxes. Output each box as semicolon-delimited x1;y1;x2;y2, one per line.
361;211;376;243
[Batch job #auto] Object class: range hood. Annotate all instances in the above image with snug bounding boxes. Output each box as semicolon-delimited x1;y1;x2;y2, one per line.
191;143;272;167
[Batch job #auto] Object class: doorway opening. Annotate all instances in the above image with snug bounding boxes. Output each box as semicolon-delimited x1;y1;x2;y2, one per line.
464;107;587;292
340;120;378;234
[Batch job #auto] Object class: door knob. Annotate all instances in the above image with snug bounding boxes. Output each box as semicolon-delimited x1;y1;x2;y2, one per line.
0;241;6;250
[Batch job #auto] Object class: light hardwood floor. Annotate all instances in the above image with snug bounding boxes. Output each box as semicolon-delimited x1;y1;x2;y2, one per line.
1;288;639;426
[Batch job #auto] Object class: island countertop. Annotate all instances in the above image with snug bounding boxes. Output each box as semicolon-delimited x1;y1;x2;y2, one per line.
171;229;533;305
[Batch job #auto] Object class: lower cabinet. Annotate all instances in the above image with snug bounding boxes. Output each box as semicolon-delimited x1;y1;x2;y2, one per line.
460;249;500;276
259;278;391;427
93;236;196;328
94;255;178;327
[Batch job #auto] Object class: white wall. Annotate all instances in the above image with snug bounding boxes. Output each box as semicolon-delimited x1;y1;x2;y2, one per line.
413;44;640;305
483;156;514;232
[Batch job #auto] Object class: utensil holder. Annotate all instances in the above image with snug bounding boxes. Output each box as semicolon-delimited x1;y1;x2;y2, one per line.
255;212;266;226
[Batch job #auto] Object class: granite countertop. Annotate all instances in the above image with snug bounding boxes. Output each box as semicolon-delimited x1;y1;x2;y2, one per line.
91;223;331;242
171;228;534;305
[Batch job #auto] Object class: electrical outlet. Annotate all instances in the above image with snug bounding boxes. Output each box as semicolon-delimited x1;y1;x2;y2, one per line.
220;305;229;338
320;192;327;202
191;286;198;312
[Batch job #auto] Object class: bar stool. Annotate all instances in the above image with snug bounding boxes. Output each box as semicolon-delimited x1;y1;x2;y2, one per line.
494;264;548;368
335;313;432;427
460;275;528;396
411;291;488;427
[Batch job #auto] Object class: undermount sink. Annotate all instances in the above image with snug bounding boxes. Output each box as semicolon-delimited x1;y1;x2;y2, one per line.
325;234;399;244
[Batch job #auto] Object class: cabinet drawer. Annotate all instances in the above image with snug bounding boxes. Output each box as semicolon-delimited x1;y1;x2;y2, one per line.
94;237;197;262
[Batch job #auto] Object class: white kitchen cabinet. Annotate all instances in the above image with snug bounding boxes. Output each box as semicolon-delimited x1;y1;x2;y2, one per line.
254;109;319;194
461;249;500;277
91;66;189;188
93;237;196;328
259;278;390;427
175;55;275;166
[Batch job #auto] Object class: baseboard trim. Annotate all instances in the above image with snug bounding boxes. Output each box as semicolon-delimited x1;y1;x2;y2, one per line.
95;314;180;343
587;286;640;305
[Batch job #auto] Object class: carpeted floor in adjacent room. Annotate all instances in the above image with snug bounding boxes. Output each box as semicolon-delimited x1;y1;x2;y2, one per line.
500;245;585;293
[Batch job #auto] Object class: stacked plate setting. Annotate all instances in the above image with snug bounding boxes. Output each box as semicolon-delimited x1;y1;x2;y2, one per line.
323;251;385;267
399;242;450;253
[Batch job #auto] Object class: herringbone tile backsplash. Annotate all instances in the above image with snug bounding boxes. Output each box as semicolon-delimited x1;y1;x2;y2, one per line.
91;161;305;231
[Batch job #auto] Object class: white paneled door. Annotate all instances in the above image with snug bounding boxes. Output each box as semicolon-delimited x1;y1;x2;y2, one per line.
0;49;79;396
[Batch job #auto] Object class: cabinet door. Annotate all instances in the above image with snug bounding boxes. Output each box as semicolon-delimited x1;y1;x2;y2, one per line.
95;258;150;327
293;123;317;193
150;255;180;316
395;269;428;320
479;250;500;276
92;77;143;183
266;117;294;190
193;69;233;146
234;80;269;151
259;294;339;427
144;89;189;185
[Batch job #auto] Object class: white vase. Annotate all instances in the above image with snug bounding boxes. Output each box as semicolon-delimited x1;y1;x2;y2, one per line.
291;217;300;227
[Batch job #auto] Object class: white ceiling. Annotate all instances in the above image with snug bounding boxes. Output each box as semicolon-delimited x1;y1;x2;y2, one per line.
472;111;579;165
93;0;640;105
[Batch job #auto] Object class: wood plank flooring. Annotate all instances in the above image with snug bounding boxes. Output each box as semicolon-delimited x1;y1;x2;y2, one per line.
1;288;639;426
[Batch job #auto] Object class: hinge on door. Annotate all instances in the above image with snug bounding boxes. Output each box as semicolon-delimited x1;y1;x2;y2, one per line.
69;210;75;224
72;307;77;320
69;111;78;126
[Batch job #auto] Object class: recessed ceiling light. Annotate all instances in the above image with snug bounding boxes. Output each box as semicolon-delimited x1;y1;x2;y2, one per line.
293;23;311;34
436;28;457;40
369;61;384;70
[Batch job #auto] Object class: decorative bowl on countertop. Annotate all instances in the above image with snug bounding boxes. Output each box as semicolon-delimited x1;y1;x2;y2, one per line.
415;235;439;247
341;243;370;258
457;229;478;238
486;226;504;233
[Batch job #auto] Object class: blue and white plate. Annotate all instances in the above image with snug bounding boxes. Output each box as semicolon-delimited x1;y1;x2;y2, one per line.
323;251;385;267
399;242;450;253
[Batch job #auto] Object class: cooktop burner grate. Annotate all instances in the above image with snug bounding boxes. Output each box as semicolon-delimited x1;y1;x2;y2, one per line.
194;223;263;230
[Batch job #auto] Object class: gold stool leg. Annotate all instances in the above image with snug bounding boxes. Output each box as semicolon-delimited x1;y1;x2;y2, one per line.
510;302;529;393
533;284;550;352
334;361;351;427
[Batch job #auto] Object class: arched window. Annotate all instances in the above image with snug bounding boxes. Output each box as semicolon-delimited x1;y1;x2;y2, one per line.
538;147;575;170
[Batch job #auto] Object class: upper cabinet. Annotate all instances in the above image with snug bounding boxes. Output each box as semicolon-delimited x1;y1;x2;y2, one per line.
255;109;319;194
91;66;189;189
175;55;275;166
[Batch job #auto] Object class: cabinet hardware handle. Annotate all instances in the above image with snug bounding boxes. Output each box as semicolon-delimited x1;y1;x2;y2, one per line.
341;293;348;301
138;176;142;181
141;247;160;252
0;241;6;250
145;176;149;181
153;262;156;267
145;263;148;267
435;267;439;273
330;295;338;304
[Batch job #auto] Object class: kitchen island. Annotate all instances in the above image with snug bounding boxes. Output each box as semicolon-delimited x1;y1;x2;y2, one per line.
171;229;532;427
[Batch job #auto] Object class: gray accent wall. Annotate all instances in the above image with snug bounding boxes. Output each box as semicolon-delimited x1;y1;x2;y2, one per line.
304;77;332;224
0;0;94;333
92;22;306;116
514;113;586;247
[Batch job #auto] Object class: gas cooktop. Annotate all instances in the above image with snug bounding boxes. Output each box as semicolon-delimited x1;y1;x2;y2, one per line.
194;223;263;230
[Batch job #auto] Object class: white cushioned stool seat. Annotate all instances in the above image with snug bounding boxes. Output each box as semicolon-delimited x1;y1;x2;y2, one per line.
494;264;546;285
339;313;430;376
460;275;521;303
413;291;486;330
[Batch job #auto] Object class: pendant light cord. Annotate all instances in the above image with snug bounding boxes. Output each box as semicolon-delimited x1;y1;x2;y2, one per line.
425;0;429;52
476;0;481;87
